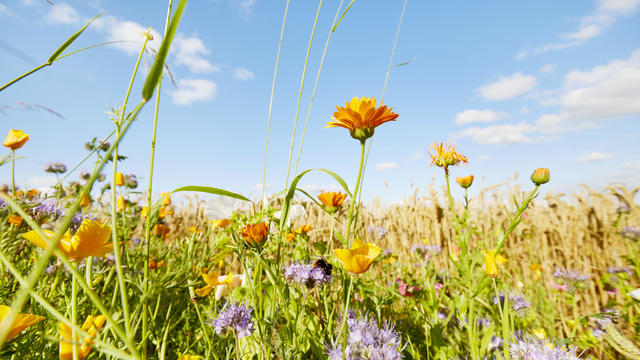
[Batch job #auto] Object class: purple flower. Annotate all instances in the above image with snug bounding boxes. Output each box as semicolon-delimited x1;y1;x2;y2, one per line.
620;226;640;240
607;267;632;277
208;302;254;338
493;292;530;315
283;262;331;289
327;313;403;359
508;336;582;360
43;162;67;174
410;243;442;257
33;199;63;218
553;268;589;291
489;336;503;351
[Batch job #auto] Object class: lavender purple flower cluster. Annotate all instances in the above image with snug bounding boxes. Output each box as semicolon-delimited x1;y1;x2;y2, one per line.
283;262;332;289
620;226;640;240
508;337;582;360
410;243;442;257
327;312;403;360
553;268;589;291
208;302;254;338
43;162;67;174
493;292;530;315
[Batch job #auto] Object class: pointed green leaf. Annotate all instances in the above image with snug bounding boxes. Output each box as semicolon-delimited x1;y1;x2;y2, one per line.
48;13;102;64
173;185;251;202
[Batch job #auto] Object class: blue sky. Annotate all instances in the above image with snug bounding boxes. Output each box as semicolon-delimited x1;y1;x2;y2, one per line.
1;0;639;204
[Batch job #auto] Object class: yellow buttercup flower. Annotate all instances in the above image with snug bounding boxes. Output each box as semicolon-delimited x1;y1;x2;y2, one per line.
428;141;468;175
178;355;202;360
195;271;234;297
484;249;499;278
117;196;126;212
23;219;113;260
59;314;106;360
334;238;381;274
115;172;125;186
533;328;546;340
3;129;30;150
0;305;44;341
326;97;398;142
317;192;347;214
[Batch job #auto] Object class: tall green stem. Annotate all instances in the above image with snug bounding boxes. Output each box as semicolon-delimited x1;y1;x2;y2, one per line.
339;275;355;353
72;275;79;360
345;140;366;245
10;150;15;197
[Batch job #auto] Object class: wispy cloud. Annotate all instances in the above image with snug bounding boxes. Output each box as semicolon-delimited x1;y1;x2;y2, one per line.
476;73;538;100
233;67;254;80
46;3;80;24
174;34;219;73
374;162;399;171
516;0;640;59
171;79;217;106
454;109;510;125
539;64;556;74
577;151;614;162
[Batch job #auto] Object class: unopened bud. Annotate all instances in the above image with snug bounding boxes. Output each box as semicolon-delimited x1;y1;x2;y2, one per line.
531;168;550;186
456;175;474;189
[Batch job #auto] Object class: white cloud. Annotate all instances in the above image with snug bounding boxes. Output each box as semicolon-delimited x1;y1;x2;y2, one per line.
236;0;257;19
517;0;640;58
374;162;399;171
476;73;538;100
454;109;510;125
233;67;255;80
46;3;80;25
0;4;15;17
622;160;640;169
577;151;614;162
26;175;57;192
171;79;217;106
174;34;219;73
92;15;162;54
539;64;556;74
520;106;530;114
456;123;539;145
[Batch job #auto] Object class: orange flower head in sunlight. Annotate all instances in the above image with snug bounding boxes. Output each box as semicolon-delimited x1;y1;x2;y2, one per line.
241;222;269;247
286;224;312;242
428;142;468;175
456;175;474;189
23;219;112;261
0;305;44;342
7;215;23;226
334;238;381;275
325;97;398;142
3;129;30;150
317;192;347;214
154;224;170;239
59;314;106;360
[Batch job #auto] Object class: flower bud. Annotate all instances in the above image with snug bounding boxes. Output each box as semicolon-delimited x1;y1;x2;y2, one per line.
530;168;550;186
456;175;474;189
115;172;125;186
484;249;498;278
117;196;126;212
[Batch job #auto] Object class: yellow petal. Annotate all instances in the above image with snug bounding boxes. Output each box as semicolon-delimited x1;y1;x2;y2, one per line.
71;220;112;259
0;305;44;341
195;286;212;297
201;271;220;286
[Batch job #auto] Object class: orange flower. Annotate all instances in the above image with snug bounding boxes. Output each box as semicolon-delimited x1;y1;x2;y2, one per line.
0;305;44;342
149;259;165;270
80;193;91;207
115;172;125;186
188;226;203;234
334;238;381;274
154;224;170;239
241;222;269;247
3;129;30;150
456;175;474;189
286;224;312;242
530;263;543;280
7;215;23;226
210;219;232;230
531;168;550;186
26;189;38;199
428;142;468;174
326;97;398;142
317;192;347;214
59;314;106;360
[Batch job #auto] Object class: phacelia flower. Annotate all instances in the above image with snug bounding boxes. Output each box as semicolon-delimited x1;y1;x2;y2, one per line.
327;313;403;360
209;302;254;338
493;292;530;315
553;268;589;291
428;141;468;175
283;262;332;289
620;226;640;240
241;222;269;247
0;305;44;342
43;162;67;174
334;238;381;274
317;192;347;214
3;129;30;150
326;97;399;142
508;336;582;360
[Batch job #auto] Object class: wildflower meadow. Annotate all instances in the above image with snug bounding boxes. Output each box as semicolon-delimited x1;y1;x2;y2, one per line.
1;1;639;359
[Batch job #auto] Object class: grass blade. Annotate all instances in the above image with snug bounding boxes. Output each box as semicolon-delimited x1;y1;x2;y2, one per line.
173;185;251;202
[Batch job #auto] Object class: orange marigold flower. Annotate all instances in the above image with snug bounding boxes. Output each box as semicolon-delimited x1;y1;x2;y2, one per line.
285;224;312;242
26;189;38;199
317;192;347;214
456;175;474;189
3;129;30;150
326;97;398;142
241;222;269;247
7;215;23;226
531;168;550;186
154;224;170;239
149;259;165;270
428;141;468;174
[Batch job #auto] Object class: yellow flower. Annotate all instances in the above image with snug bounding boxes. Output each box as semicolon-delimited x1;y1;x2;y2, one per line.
456;175;474;189
7;215;23;226
241;222;269;247
317;192;347;214
115;172;125;186
178;355;202;360
531;168;550;186
484;249;499;278
286;224;312;242
188;226;203;234
210;219;232;230
161;192;171;206
334;238;381;274
117;196;126;212
141;206;149;218
195;271;234;297
326;97;398;142
159;206;172;218
496;254;507;265
530;263;543;280
428;142;468;174
0;305;44;341
59;314;106;360
533;328;546;340
80;193;90;207
23;219;113;260
3;129;30;150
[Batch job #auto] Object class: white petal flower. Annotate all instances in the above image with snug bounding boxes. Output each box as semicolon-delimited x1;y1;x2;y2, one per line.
205;196;243;219
628;288;640;301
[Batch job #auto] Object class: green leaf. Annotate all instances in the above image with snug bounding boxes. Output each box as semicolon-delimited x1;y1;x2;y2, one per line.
48;13;102;64
316;168;352;197
142;0;187;101
172;185;251;202
280;169;313;229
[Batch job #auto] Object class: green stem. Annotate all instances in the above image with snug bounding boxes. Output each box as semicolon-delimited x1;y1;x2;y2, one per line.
345;140;366;245
0;63;48;93
261;0;291;212
283;0;323;195
495;185;539;253
10;150;15;197
188;287;214;357
339;275;355;352
329;215;336;256
72;275;79;360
